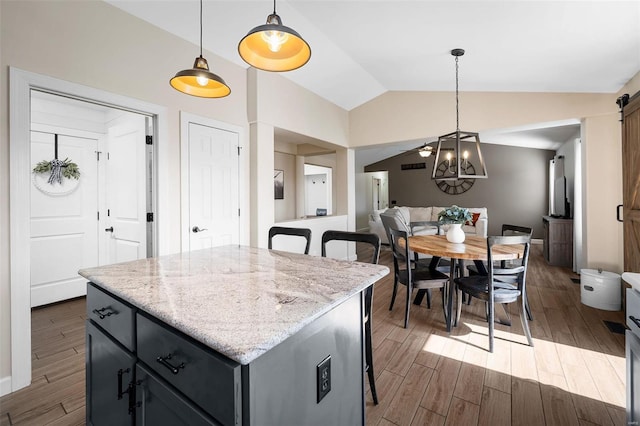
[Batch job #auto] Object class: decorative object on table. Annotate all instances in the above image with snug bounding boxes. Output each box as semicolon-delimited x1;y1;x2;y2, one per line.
274;169;284;199
169;0;231;98
32;134;81;196
438;205;472;243
431;49;488;181
238;0;311;72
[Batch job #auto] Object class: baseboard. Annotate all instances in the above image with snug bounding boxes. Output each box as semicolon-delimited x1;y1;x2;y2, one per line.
532;238;543;245
0;375;12;397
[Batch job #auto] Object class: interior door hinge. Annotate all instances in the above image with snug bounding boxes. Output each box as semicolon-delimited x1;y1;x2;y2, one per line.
238;208;240;217
146;135;153;145
95;151;102;161
237;146;240;156
97;211;100;220
146;212;154;222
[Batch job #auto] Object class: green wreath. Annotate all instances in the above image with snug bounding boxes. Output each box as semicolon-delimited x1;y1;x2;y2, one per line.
33;158;81;184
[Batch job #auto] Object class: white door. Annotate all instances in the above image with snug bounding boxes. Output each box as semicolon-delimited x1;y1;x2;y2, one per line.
372;177;381;210
105;113;148;263
188;122;239;251
30;131;98;307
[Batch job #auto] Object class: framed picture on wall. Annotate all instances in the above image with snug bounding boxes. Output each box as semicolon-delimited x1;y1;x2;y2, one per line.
274;169;284;199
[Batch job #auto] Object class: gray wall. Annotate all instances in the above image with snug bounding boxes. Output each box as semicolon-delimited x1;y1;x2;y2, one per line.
365;143;556;238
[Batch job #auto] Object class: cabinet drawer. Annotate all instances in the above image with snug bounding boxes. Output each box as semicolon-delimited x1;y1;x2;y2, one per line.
87;283;135;351
136;313;241;425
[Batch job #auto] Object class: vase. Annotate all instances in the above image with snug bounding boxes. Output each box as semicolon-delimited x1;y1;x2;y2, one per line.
446;223;465;243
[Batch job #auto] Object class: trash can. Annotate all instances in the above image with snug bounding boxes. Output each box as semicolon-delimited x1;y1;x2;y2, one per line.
580;268;621;311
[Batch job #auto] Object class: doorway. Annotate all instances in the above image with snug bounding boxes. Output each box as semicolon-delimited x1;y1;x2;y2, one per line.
29;91;151;307
9;67;168;392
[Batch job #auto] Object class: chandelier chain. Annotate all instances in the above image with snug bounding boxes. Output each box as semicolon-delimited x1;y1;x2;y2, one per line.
199;0;203;57
455;55;459;132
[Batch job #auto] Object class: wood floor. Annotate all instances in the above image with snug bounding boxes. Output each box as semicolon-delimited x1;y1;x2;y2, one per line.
0;244;627;425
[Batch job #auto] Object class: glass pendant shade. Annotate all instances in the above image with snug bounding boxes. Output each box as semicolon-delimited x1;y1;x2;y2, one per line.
170;56;231;98
238;13;311;72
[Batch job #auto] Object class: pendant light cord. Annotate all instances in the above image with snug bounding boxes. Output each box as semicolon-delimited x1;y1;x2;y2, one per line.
273;0;277;14
455;55;460;132
199;0;203;57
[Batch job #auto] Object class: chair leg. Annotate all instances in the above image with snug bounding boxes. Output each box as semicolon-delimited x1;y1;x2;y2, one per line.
389;277;398;311
364;318;378;405
519;296;534;347
404;284;412;328
523;288;533;321
426;289;432;309
488;297;495;353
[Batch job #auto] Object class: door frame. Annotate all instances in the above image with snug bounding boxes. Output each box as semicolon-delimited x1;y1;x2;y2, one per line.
179;111;248;251
9;67;169;392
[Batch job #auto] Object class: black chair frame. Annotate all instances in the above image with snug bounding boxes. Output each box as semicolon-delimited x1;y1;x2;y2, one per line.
268;226;312;255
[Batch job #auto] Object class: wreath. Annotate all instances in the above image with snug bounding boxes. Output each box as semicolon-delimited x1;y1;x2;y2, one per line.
32;158;81;185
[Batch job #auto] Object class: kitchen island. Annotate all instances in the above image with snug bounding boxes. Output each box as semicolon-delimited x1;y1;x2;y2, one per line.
80;245;389;426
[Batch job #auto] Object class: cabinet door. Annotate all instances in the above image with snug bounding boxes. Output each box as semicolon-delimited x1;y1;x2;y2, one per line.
628;330;640;423
86;320;136;426
134;364;219;426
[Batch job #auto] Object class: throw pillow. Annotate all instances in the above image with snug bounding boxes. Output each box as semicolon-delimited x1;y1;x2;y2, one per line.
466;212;481;226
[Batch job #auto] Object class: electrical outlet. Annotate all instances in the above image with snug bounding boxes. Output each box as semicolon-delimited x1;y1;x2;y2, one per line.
317;355;331;403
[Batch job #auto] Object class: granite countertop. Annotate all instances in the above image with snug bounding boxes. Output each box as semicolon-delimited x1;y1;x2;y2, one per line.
79;245;389;365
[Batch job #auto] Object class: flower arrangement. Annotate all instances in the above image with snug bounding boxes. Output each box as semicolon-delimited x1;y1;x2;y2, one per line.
437;205;472;224
33;158;80;184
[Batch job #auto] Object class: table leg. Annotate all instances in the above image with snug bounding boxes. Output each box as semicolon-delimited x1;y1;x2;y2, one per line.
446;260;455;332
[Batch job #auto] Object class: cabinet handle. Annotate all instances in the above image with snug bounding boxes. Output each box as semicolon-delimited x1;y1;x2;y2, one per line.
156;354;185;374
128;381;141;415
92;307;116;319
630;316;640;328
117;368;131;400
617;204;623;222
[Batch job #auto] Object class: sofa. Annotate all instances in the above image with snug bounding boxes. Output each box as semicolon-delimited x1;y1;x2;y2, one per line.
369;206;488;244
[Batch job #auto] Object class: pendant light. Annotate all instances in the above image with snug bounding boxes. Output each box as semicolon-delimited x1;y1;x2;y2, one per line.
238;0;311;72
170;0;230;98
432;49;488;180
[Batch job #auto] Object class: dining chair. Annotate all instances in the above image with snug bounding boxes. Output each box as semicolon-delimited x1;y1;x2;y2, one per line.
467;224;534;320
381;212;449;308
321;230;380;405
388;228;450;329
454;234;534;352
268;226;312;254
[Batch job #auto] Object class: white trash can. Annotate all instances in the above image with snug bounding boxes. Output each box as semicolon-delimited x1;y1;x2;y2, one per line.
580;268;621;311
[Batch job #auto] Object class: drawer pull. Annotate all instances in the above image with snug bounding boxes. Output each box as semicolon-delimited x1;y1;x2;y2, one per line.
93;307;116;319
630;316;640;328
157;354;185;374
117;368;131;400
583;285;594;292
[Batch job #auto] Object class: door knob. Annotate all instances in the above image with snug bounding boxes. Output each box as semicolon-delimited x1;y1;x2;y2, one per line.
105;227;114;232
192;226;208;233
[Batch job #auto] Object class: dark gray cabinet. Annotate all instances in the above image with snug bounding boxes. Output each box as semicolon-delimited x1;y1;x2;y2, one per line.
135;364;218;426
86;282;366;425
86;320;136;426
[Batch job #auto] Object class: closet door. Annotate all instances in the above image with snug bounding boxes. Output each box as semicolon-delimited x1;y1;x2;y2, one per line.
623;92;640;272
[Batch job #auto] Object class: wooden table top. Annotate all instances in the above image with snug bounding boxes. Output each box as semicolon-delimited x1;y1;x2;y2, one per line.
407;235;523;261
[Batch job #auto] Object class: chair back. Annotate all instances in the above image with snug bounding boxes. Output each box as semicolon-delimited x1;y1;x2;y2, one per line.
388;228;412;277
500;225;532;268
487;234;531;291
321;230;380;265
268;226;312;254
380;210;411;244
501;224;533;237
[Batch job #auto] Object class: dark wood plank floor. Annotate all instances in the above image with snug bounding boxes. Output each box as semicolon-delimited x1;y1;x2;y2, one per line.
0;244;627;425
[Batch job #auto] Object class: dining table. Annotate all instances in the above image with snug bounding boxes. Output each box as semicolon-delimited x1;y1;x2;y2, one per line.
407;234;524;332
